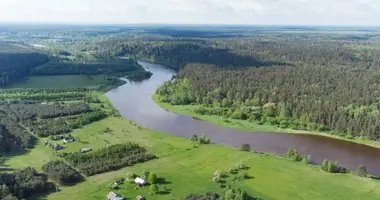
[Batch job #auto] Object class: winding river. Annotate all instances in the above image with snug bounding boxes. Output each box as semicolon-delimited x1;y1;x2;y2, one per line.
106;60;380;176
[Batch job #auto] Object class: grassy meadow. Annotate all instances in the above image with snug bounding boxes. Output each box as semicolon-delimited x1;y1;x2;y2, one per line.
2;115;379;200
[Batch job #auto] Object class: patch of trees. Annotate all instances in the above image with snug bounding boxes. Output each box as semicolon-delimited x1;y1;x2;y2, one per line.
0;113;35;153
0;44;50;87
65;143;156;176
157;62;380;140
30;58;141;75
0;167;55;200
1;103;91;121
42;160;83;185
321;159;348;173
184;187;251;200
0;88;88;101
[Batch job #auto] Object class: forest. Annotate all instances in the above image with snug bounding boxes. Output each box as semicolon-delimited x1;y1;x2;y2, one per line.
149;34;380;140
42;160;83;186
65;143;156;176
0;43;50;87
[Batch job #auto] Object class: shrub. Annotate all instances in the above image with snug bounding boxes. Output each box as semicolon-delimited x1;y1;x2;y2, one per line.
287;148;303;162
240;144;251;152
199;134;211;144
190;134;198;141
148;172;158;184
149;184;159;194
356;165;368;177
237;161;247;170
321;159;348;173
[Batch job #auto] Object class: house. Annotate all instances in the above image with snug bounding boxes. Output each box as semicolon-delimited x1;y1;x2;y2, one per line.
136;195;145;200
80;148;92;153
63;136;75;143
41;101;48;105
53;143;64;151
106;192;124;200
134;177;146;186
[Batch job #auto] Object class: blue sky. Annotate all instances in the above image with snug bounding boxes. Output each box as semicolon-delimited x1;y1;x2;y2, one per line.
0;0;379;25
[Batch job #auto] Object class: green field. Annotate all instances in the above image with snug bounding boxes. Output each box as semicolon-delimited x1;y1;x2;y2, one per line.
152;95;380;149
2;115;379;200
9;75;124;91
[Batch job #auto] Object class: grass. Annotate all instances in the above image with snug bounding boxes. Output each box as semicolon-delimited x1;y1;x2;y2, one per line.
2;116;379;200
152;94;380;149
9;75;124;90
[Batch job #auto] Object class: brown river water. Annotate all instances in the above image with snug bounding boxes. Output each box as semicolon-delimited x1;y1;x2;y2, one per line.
106;60;380;176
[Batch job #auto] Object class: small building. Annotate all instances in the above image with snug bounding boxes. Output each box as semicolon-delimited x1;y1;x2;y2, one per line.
63;136;75;144
106;192;124;200
134;177;146;186
41;101;48;105
136;195;145;200
53;143;64;151
80;148;92;153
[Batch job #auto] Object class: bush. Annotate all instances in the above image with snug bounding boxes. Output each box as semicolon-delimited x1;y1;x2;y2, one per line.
148;172;158;184
321;159;348;173
240;144;251;152
199;134;211;144
356;165;368;177
190;134;198;141
149;184;159;194
287;148;303;162
237;160;247;170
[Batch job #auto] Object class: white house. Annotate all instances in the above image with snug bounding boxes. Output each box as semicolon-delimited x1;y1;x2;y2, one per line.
134;177;146;186
107;192;124;200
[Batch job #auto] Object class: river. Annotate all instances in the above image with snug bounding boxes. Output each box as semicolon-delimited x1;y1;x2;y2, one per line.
106;60;380;176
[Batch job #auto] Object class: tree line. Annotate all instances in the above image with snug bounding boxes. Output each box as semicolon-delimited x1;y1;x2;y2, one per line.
65;143;156;176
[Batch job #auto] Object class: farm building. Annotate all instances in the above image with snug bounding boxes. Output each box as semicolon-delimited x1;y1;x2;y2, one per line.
63;135;75;143
52;143;64;151
106;192;124;200
134;177;146;186
136;195;145;200
80;148;92;153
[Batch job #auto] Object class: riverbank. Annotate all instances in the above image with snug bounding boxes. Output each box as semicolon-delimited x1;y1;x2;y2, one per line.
153;94;380;149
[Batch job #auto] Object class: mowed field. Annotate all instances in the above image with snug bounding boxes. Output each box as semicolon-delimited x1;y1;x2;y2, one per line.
3;115;380;200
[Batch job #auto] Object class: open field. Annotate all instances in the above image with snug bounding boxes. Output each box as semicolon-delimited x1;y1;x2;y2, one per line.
2;115;379;200
152;95;380;149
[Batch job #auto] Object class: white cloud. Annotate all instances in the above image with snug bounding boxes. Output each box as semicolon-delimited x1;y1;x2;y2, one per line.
0;0;379;25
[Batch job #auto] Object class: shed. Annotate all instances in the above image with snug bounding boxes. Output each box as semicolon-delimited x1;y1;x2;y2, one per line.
53;143;64;151
136;195;145;200
63;135;75;143
134;177;146;186
106;192;124;200
81;148;92;153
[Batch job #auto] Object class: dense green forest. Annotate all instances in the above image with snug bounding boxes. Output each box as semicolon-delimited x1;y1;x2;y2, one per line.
0;43;50;87
150;35;380;140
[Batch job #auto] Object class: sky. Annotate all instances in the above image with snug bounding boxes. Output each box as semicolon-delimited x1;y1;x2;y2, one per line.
0;0;379;26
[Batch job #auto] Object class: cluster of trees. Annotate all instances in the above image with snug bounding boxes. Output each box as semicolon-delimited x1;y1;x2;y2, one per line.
65;143;156;176
2;103;91;121
287;148;310;164
321;160;348;173
0;113;35;153
184;187;251;200
0;167;55;200
0;43;50;87
42;160;83;185
0;88;89;101
157;62;380;140
30;58;142;75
